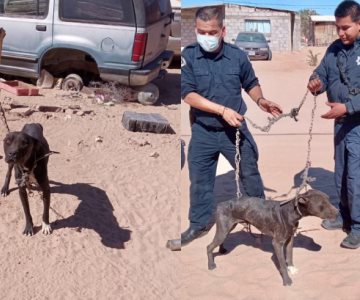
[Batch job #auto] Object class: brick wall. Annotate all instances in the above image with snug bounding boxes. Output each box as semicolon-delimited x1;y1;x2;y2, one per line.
181;4;300;52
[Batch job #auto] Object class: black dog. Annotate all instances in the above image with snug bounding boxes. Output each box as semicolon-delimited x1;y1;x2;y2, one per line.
207;190;338;286
1;123;52;236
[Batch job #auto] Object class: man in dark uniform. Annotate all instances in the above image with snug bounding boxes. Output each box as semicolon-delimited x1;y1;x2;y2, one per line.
181;6;283;246
308;0;360;249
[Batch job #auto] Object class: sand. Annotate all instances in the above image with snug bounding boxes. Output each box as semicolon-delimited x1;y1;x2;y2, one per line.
181;47;360;300
0;68;180;299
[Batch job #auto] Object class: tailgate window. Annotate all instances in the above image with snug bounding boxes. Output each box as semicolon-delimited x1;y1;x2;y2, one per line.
59;0;135;26
0;0;49;18
144;0;171;25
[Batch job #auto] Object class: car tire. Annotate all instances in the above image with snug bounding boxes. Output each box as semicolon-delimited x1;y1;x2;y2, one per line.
62;73;84;91
267;50;272;61
136;83;160;105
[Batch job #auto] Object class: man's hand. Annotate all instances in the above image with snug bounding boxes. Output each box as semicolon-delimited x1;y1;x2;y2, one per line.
321;102;347;119
308;77;323;94
258;99;283;117
222;107;244;127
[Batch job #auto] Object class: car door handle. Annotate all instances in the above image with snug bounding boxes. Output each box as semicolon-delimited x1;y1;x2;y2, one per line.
36;25;47;31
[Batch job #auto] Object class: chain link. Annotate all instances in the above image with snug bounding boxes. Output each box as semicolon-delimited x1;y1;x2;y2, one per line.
244;90;309;133
235;90;317;200
0;91;10;133
235;128;242;198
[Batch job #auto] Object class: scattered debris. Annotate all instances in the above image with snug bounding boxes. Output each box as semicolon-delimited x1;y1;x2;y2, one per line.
122;111;175;134
95;136;103;143
9;107;33;117
36;105;64;113
149;151;160;158
127;137;151;147
76;110;85;116
36;69;54;89
55;92;84;100
89;81;139;104
10;101;28;109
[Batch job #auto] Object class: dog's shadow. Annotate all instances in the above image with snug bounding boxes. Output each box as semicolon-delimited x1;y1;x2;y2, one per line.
218;229;321;255
214;229;321;273
50;180;131;249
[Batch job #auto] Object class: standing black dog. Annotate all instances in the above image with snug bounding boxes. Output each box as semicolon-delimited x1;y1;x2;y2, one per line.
1;123;52;236
207;190;338;286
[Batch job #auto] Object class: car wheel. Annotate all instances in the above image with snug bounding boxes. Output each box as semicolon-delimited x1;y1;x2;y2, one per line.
267;50;272;61
62;73;84;91
136;83;159;105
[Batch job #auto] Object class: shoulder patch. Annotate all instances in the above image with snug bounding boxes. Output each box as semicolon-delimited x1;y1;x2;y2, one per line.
181;56;187;68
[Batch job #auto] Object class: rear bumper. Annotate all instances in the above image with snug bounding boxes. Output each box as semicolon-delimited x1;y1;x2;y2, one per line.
100;50;174;86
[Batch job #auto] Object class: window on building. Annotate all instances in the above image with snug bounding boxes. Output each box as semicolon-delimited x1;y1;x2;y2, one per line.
245;20;271;35
0;0;49;18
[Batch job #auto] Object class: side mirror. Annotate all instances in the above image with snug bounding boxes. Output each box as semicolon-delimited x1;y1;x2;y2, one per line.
231;38;235;42
267;40;271;43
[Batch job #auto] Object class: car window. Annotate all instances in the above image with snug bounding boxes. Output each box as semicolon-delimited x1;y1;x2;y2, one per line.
145;0;171;25
59;0;135;26
0;0;49;18
236;34;266;43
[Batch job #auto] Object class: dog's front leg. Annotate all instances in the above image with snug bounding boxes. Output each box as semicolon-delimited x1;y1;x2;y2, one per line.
18;186;34;236
1;163;13;197
272;239;292;286
39;181;52;235
285;235;298;275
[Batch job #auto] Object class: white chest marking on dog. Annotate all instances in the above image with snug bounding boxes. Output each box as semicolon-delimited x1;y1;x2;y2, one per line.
287;266;298;275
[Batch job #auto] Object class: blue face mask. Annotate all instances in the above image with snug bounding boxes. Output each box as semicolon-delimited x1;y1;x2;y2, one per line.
196;34;221;52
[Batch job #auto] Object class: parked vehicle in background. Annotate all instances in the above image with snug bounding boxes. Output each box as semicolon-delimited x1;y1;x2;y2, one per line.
234;32;272;61
0;0;174;104
167;0;180;57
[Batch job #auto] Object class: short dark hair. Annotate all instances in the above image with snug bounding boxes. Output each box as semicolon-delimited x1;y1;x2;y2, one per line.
335;0;360;22
195;6;223;27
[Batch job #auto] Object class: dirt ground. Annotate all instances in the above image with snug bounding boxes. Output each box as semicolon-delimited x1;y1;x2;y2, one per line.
0;68;181;299
181;47;360;300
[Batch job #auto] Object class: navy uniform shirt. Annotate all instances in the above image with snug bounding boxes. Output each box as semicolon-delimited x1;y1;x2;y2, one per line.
314;38;360;116
181;42;260;128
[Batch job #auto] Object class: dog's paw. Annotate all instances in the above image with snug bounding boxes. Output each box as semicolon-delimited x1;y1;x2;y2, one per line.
23;225;34;236
1;187;9;197
42;222;52;235
208;262;217;270
287;266;298;275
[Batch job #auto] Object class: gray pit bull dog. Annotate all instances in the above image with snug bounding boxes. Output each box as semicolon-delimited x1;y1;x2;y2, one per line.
1;123;52;236
207;189;338;286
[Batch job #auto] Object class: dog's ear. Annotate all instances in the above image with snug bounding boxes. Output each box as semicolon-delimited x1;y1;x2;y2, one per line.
297;196;308;205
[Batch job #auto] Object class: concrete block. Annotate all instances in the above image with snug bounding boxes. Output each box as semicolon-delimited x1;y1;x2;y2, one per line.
122;111;175;134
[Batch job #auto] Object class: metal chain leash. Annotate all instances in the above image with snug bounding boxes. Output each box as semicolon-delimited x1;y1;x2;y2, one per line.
235;90;317;200
244;90;309;133
0;91;10;133
235;129;242;198
294;94;317;199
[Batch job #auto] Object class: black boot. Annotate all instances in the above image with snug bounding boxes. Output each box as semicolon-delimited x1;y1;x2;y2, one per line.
181;227;210;246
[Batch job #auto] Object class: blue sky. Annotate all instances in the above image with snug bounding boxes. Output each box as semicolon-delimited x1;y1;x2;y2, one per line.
181;0;342;15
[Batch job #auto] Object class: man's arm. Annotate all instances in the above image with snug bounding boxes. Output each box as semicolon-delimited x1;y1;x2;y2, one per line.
239;52;282;117
247;85;282;117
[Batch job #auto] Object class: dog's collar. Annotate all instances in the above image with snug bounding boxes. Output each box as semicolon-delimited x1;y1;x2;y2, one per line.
295;201;303;217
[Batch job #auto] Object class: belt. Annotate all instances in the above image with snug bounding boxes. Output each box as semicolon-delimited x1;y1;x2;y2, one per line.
196;121;226;132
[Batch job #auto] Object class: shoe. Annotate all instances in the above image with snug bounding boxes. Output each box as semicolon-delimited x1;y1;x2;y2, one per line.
181;227;209;246
321;218;350;232
341;232;360;249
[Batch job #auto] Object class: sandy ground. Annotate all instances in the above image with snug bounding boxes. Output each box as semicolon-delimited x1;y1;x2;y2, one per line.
0;68;181;299
181;47;360;300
